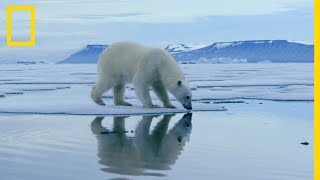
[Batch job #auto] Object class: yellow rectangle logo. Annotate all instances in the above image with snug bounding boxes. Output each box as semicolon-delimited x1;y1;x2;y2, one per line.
6;6;36;47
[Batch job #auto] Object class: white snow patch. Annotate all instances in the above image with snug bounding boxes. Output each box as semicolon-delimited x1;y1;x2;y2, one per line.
253;41;264;44
231;42;243;46
165;43;209;53
215;42;232;49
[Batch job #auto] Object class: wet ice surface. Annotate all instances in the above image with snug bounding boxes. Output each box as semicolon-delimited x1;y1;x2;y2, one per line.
0;63;313;115
0;101;313;179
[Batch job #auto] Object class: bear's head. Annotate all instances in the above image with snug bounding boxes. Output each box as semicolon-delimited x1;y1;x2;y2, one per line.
172;80;192;110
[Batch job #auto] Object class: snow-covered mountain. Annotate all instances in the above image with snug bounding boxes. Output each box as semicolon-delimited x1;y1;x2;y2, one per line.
58;45;108;64
58;40;313;64
173;40;313;63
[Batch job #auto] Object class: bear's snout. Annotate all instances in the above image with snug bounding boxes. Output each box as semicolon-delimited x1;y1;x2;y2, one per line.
183;104;192;110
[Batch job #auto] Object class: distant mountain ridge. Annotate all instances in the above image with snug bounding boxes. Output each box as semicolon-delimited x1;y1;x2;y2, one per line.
58;45;108;64
173;40;313;63
58;40;313;64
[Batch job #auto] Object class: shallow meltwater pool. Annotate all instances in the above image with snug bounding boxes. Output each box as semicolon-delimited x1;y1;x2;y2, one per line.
0;100;313;180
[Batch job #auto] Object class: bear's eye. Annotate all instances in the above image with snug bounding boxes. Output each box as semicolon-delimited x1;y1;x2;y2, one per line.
186;96;190;99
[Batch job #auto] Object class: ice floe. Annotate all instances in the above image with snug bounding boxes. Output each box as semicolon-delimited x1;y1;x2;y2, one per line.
0;63;313;114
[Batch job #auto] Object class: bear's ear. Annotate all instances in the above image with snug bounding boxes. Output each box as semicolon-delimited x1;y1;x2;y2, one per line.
177;80;182;86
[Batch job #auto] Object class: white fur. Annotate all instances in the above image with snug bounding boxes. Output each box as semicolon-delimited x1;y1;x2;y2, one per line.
91;41;192;109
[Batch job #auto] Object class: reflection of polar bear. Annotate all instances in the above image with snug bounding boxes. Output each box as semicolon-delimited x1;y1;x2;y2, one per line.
90;113;192;176
91;42;192;110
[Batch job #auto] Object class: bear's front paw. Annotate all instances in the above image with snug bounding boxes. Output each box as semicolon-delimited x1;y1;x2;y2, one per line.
144;104;160;108
115;101;132;106
165;104;176;109
152;104;161;108
121;101;132;106
93;98;105;106
123;101;132;106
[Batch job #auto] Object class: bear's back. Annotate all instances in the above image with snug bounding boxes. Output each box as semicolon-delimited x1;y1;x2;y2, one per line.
100;42;150;65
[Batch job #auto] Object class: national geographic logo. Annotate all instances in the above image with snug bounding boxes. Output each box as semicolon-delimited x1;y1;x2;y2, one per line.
6;6;36;47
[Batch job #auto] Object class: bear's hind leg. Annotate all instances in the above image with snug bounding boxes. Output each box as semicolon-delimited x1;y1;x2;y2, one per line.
113;83;132;106
91;79;113;105
152;82;176;109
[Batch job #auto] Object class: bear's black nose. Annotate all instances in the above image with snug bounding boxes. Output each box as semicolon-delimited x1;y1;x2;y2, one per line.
183;104;192;110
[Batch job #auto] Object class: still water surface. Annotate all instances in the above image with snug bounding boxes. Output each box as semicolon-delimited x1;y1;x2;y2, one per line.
0;100;313;179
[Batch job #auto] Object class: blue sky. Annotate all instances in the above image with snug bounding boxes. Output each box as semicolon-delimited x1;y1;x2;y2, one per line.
0;0;314;62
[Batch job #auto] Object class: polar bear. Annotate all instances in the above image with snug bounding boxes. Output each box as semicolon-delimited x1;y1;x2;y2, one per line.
91;42;192;110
